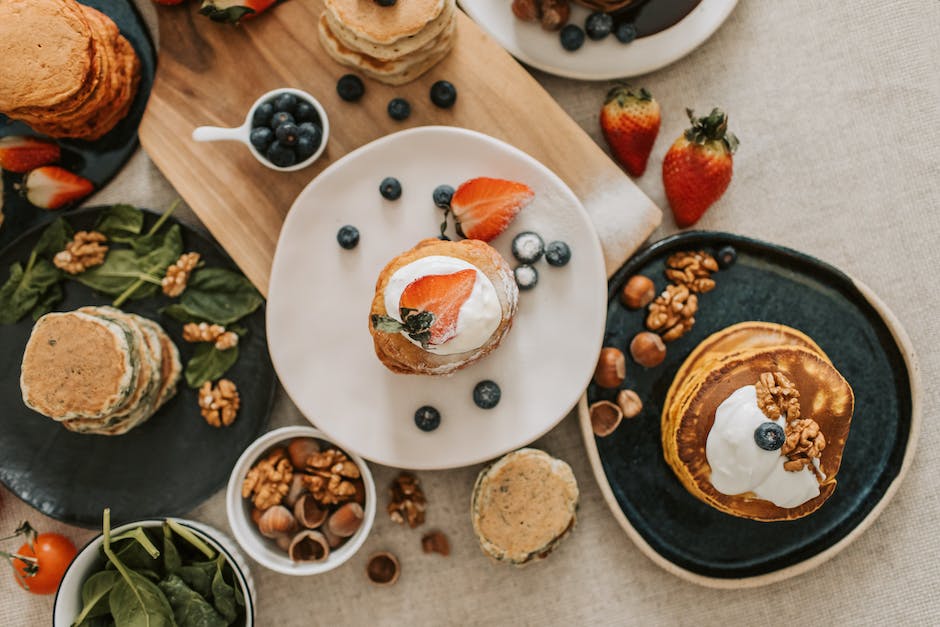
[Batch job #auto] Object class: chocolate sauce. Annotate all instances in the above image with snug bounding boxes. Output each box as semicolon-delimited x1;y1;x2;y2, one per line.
613;0;703;38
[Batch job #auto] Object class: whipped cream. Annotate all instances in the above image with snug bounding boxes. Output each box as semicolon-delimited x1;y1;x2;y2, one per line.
383;256;501;356
706;385;824;509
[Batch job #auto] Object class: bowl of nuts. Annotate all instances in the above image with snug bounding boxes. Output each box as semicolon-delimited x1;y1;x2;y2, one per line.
226;426;376;575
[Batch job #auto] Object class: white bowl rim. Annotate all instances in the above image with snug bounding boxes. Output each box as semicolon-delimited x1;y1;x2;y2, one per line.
53;517;254;626
226;425;377;576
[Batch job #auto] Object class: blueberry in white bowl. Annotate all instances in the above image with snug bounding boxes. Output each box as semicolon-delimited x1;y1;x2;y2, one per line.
192;88;330;172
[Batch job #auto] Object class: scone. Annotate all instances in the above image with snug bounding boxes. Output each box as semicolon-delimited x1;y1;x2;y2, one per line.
662;323;855;521
369;238;518;375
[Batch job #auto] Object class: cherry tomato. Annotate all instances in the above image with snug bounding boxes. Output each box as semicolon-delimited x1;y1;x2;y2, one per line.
12;533;77;594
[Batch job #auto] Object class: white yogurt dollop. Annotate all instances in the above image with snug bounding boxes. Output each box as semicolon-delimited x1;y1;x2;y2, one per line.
383;256;501;356
706;385;824;509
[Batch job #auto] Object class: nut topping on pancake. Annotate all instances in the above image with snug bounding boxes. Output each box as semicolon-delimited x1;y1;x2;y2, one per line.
755;371;801;422
782;419;826;473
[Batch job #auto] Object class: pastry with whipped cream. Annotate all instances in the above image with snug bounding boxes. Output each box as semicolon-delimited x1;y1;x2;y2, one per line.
661;322;854;521
369;238;518;375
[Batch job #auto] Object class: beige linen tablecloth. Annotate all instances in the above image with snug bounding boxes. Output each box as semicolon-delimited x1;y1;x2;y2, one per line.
2;1;939;624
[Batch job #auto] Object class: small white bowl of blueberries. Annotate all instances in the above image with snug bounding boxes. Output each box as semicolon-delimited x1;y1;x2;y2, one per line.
192;88;329;171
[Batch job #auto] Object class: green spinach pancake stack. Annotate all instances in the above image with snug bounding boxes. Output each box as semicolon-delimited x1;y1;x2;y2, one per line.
20;306;180;435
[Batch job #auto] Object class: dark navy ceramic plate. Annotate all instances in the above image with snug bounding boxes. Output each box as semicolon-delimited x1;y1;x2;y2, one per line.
582;232;918;585
0;208;275;528
0;0;156;248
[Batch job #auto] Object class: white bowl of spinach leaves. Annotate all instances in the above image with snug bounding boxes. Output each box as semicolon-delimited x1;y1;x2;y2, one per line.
53;509;254;626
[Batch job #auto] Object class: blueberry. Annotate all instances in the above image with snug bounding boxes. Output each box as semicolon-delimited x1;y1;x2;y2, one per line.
511;231;545;264
514;264;538;290
433;184;454;208
249;126;274;151
274;93;298;114
585;12;613;40
429;80;457;109
252;102;274;127
336;225;360;249
275;122;300;146
473;380;501;409
295;100;319;123
336;74;365;102
560;24;585;51
296;135;318;161
266;141;297;168
298;121;322;142
717;245;737;269
614;22;637;44
414;405;440;431
375;0;396;6
387;97;411;121
545;241;571;266
754;422;786;451
380;177;402;200
270;111;294;130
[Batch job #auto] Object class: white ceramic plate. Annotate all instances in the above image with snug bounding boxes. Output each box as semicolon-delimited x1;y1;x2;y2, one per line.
268;126;607;469
459;0;738;80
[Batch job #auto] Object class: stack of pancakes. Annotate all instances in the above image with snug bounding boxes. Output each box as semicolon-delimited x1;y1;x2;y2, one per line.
21;307;181;436
0;0;141;141
661;322;855;521
318;0;457;86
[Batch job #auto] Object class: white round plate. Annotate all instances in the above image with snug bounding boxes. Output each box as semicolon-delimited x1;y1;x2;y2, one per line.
459;0;738;80
268;126;607;469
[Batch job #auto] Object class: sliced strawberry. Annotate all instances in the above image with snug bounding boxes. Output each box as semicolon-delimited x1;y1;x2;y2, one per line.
399;269;477;345
0;136;60;173
199;0;279;22
20;166;94;210
450;177;534;242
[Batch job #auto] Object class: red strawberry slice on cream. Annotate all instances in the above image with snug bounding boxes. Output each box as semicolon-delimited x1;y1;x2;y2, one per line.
450;177;534;242
399;269;477;345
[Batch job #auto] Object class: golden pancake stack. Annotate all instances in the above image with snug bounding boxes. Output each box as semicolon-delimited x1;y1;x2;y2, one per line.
661;322;855;521
0;0;141;141
318;0;457;86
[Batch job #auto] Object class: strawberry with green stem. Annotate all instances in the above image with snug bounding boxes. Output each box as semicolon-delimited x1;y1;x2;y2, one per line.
662;108;739;228
372;269;477;348
199;0;282;23
600;85;661;177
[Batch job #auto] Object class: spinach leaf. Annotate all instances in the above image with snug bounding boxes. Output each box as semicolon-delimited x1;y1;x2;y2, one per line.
72;570;120;625
179;268;262;325
33;218;72;257
108;571;175;627
32;282;63;320
0;259;63;324
95;205;144;243
105;532;161;573
184;343;238;389
166;519;216;561
210;555;238;625
232;579;244;609
162;523;183;574
176;563;213;599
75;249;156;297
139;224;184;269
132;216;183;258
159;574;227;627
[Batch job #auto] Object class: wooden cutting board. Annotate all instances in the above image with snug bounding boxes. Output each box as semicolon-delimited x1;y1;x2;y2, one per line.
139;2;660;295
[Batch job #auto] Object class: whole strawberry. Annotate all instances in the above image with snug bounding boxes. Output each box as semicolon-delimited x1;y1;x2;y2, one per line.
662;108;738;228
600;86;661;177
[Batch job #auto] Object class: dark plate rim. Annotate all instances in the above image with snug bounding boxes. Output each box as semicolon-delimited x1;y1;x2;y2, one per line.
579;231;921;588
0;205;277;528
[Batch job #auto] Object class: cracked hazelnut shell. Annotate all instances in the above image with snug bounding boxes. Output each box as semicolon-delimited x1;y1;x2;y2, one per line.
366;552;400;586
630;331;666;368
589;400;623;437
294;493;328;529
617;389;643;419
288;530;330;563
594;347;626;388
621;275;655;309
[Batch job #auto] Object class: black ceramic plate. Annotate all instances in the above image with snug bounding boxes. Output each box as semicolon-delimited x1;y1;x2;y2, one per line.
0;0;156;248
0;208;275;528
582;232;918;585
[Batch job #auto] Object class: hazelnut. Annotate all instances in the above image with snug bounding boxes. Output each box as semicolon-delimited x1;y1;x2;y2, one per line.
257;505;297;538
594;347;626;388
421;531;450;556
366;552;400;586
539;0;569;31
284;473;306;508
294;493;328;529
286;437;320;470
288;530;330;562
617;389;643;419
321;524;344;549
630;331;666;368
274;533;292;552
327;502;364;538
250;507;264;526
621;275;655;309
589;400;623;437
